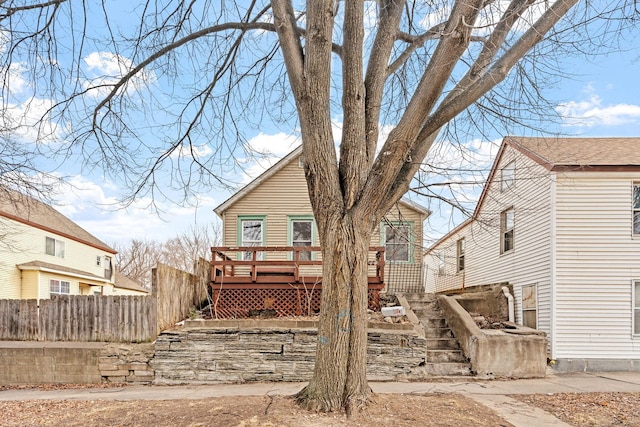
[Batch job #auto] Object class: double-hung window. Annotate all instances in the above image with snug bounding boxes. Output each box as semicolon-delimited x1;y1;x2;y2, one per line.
384;224;411;262
501;208;515;253
522;284;537;329
50;279;70;295
456;238;465;272
290;218;314;261
45;237;65;258
633;183;640;235
634;281;640;335
501;161;515;191
239;217;265;260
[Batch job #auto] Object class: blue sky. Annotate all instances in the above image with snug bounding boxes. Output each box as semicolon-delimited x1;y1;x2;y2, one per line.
3;2;640;248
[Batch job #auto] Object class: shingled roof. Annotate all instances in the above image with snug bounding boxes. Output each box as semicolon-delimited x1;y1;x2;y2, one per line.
0;188;115;254
505;136;640;170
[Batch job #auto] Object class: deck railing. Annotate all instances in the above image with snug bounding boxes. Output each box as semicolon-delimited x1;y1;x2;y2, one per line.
208;246;385;318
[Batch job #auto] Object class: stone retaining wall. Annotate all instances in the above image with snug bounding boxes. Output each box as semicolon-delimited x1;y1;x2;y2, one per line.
153;320;426;384
99;343;155;384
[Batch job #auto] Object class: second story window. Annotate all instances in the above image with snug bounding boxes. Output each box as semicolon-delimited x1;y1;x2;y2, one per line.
501;161;515;191
633;183;640;234
45;237;65;258
501;208;515;254
456;238;465;272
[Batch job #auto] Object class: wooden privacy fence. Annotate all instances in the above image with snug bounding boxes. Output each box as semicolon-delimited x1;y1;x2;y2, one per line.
0;295;157;342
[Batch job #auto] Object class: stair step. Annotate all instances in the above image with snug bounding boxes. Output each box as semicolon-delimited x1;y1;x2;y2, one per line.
421;317;447;329
427;349;468;363
402;293;436;302
426;337;460;350
425;327;454;339
423;362;472;376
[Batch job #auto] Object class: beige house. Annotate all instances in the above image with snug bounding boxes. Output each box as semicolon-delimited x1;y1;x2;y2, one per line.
0;189;147;299
214;146;430;292
424;136;640;371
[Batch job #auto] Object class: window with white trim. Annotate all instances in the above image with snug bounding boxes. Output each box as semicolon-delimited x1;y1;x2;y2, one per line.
456;238;465;272
50;279;70;295
96;256;102;267
522;284;537;329
501;161;515;191
45;237;65;258
633;184;640;235
104;256;112;280
501;208;514;254
291;218;313;261
437;252;445;274
384;224;411;262
634;281;640;335
240;217;265;260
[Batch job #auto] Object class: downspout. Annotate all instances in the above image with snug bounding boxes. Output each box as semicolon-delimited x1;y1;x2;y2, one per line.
502;286;515;322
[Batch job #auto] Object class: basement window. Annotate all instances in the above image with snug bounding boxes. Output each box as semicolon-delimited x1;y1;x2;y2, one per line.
522;284;537;329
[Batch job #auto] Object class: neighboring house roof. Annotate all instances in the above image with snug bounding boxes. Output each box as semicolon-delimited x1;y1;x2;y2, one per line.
427;136;640;254
505;136;640;171
17;260;112;284
114;271;148;293
0;188;115;254
214;145;430;217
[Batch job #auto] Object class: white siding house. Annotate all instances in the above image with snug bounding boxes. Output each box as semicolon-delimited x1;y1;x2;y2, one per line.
0;189;147;299
425;136;640;371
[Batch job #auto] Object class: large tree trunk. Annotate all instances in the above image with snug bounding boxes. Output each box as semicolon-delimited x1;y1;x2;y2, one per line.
296;212;374;414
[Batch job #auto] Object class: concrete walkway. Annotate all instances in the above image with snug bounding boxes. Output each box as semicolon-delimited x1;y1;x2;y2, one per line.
3;372;640;426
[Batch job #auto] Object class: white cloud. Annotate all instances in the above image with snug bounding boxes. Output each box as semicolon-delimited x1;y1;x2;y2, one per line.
556;89;640;127
82;51;156;97
168;144;213;159
48;175;220;244
244;131;301;157
0;96;60;143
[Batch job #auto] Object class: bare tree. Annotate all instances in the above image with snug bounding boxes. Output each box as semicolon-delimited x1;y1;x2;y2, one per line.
1;0;636;413
115;224;220;287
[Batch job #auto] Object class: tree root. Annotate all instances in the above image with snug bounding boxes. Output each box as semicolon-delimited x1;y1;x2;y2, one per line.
295;385;375;417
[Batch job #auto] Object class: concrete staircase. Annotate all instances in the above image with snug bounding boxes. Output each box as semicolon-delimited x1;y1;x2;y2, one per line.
402;293;472;377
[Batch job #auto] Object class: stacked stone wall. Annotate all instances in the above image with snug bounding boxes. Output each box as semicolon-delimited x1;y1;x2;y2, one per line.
99;343;155;384
153;323;426;384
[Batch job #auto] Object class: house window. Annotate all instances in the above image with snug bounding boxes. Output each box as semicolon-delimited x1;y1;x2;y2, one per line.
633;183;640;234
239;217;265;260
298;156;304;168
96;256;102;267
384;224;411;262
522;284;537;329
290;217;314;261
45;237;65;258
50;279;70;295
103;256;113;280
501;161;515;191
501;208;514;253
437;252;445;274
634;281;640;335
456;238;465;272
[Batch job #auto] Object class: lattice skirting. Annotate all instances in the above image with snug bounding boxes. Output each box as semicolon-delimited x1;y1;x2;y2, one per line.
209;286;381;318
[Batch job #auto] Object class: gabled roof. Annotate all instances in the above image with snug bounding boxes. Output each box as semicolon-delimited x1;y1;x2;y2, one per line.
214;145;430;217
427;136;640;254
17;260;111;283
114;271;148;293
0;188;116;254
505;136;640;171
215;146;303;216
474;136;640;219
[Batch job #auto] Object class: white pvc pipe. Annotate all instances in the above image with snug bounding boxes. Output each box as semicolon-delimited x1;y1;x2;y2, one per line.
502;286;515;323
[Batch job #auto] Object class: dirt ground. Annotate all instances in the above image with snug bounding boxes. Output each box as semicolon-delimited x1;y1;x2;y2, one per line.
2;387;640;427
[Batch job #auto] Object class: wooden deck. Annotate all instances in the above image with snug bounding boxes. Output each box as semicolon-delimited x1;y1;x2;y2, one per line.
208;246;385;318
